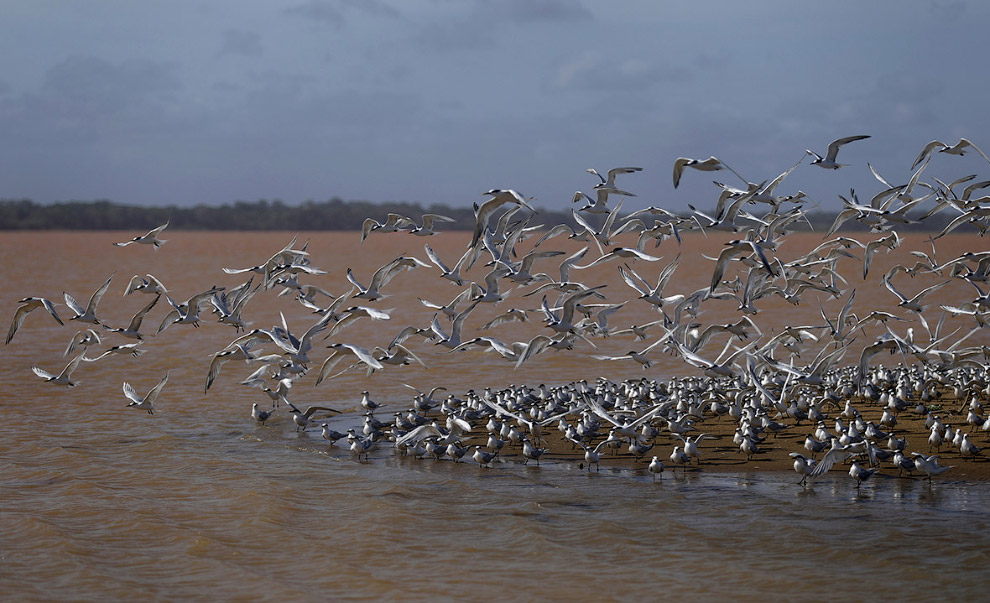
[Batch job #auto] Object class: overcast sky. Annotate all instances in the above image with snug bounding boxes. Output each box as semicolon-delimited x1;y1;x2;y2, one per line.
1;0;988;213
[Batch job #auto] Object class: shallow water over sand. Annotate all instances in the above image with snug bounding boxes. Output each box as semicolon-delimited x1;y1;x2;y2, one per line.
2;230;988;599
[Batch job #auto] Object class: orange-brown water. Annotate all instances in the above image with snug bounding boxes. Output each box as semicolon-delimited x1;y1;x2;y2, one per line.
2;230;989;599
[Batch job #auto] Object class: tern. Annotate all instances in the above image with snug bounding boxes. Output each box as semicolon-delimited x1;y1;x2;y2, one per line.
407;213;455;236
472;446;498;468
123;373;169;415
347;256;430;301
84;342;145;362
157;286;225;333
911;138;990;170
63;328;101;357
6;297;64;345
910;453;953;481
252;403;274;424
113;222;168;249
882;275;949;314
648;456;664;481
63;275;113;325
287;402;342;432
806;135;870;169
672;156;746;188
470;189;537;249
103;294;160;340
521;437;547;465
848;460;876;489
361;212;416;243
790;452;817;486
423;243;474;287
320;423;347;444
315;343;384;385
31;351;86;387
123;274;167;296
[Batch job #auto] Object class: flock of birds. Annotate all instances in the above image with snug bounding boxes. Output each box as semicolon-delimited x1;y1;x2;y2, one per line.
7;135;990;489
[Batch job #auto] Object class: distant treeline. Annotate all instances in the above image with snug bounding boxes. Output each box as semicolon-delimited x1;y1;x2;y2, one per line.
0;197;956;233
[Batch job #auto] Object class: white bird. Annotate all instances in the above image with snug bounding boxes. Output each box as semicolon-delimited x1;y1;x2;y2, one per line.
347;256;429;301
806;135;870;169
423;243;475;287
808;440;864;479
113;222;169;249
122;373;169;415
123;273;168;296
848;460;875;489
63;274;113;325
882;275;949;314
157;286;225;333
588;166;643;191
790;452;817;486
446;441;469;463
251;403;274;424
669;445;690;470
522;437;547;465
472;445;498;467
6;297;64;345
408;213;455;236
675;433;713;464
103;293;160;340
470;189;537;249
361;212;415;242
315;342;384;384
84;342;145;362
960;433;982;457
360;391;380;412
347;430;377;459
672;156;746;188
287;402;342;432
574;246;663;270
63;328;102;357
648;455;664;482
708;239;775;295
592;332;671;370
911;138;990;170
31;351;86;387
910;453;953;481
320;423;347;444
575;438;613;472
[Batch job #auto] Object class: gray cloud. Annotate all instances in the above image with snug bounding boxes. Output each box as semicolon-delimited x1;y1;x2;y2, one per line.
284;0;400;27
220;30;264;58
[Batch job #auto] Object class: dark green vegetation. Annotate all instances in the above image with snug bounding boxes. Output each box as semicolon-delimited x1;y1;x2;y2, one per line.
0;197;955;232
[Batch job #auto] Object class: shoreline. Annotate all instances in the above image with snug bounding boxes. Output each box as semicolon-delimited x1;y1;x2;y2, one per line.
348;379;990;483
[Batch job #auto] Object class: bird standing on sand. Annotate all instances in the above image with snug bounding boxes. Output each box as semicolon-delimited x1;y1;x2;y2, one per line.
648;456;664;482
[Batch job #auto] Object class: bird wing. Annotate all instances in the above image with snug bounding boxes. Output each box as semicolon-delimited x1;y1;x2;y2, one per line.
911;140;947;170
122;381;144;404
62;292;86;316
145;373;169;404
31;366;55;380
825;135;870;162
86;275;114;314
809;445;855;477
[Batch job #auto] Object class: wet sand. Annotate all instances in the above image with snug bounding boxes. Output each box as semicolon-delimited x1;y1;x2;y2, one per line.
425;388;990;481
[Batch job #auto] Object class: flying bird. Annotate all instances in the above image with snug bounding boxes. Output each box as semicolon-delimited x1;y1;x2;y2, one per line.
6;296;64;345
113;222;169;249
123;373;169;415
672;156;746;188
63;275;114;325
806;135;870;169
